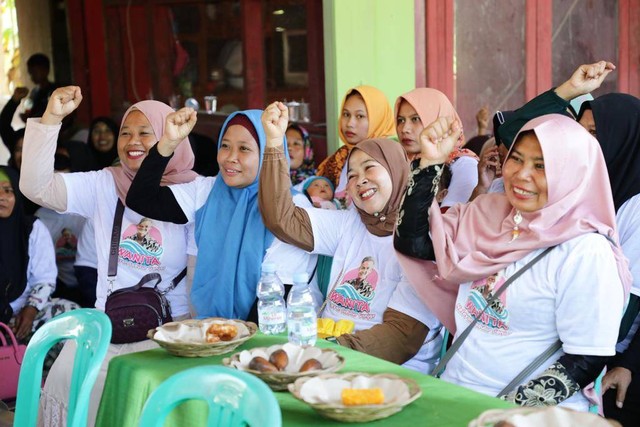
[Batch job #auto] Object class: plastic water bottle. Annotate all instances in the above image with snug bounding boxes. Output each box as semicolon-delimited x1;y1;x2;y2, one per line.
256;262;286;334
287;272;317;346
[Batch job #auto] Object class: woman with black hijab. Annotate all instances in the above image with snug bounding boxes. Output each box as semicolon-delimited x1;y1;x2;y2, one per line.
593;93;640;425
87;116;119;169
0;166;78;342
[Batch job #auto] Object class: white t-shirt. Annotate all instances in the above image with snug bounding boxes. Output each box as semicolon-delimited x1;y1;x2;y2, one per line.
488;176;505;194
35;207;86;287
170;176;321;303
75;218;98;269
441;233;624;411
10;220;58;313
441;156;479;208
306;207;442;373
614;193;640;353
60;170;191;316
616;194;640;297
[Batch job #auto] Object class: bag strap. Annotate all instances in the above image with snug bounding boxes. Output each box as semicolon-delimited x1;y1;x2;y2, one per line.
431;246;556;378
157;268;187;296
0;322;20;351
497;339;562;397
107;199;126;289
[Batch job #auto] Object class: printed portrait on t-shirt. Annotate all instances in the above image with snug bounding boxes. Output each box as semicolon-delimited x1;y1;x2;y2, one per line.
119;217;164;267
54;227;78;262
458;271;510;334
327;256;379;320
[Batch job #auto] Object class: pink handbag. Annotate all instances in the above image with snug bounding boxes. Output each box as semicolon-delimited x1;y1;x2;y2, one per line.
0;322;26;400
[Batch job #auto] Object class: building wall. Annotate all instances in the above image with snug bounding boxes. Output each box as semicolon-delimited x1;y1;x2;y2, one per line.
323;0;416;152
15;0;53;89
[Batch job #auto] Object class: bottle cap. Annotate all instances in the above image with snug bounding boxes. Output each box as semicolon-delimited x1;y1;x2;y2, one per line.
261;262;276;273
293;272;309;284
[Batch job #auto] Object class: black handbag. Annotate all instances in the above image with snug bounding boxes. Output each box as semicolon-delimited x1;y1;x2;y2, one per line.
105;200;185;344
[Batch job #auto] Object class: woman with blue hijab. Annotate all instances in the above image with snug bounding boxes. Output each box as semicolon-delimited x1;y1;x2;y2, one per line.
127;110;319;320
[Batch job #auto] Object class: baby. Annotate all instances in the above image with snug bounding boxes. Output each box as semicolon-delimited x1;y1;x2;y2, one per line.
302;176;340;210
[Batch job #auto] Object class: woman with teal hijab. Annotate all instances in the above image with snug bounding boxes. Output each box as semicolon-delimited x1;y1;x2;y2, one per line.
127;110;319;320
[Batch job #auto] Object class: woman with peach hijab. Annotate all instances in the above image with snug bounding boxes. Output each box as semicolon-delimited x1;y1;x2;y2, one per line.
19;86;198;426
395;114;630;411
395;88;478;209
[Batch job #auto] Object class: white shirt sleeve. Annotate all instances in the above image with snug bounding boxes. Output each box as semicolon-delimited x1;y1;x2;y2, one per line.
304;207;347;256
19;118;68;212
61;171;103;218
170;176;215;223
441;156;479;207
555;235;624;356
616;194;640;296
10;220;58;313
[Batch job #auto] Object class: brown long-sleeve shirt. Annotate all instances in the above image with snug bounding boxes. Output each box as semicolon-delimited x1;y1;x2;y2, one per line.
258;144;429;365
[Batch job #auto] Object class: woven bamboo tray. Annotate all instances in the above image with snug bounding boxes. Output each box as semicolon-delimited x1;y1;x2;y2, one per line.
148;318;257;357
222;345;345;391
288;373;422;423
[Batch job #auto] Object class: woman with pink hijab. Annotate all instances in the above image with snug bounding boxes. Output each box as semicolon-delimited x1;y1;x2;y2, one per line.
395;88;478;210
394;114;631;411
19;86;198;425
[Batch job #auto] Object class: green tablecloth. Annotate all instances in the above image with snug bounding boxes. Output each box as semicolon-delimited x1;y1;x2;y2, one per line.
96;334;513;426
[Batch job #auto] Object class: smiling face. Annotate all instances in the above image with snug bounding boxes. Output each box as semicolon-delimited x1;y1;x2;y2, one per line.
136;218;152;238
286;128;304;170
357;259;374;280
0;180;15;218
217;124;260;188
91;121;116;153
306;178;333;201
117;110;158;172
396;101;423;155
340;94;369;145
346;149;393;215
502;132;548;213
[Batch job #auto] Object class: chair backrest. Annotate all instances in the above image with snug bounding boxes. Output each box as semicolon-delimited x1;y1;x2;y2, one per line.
13;308;112;427
138;366;282;427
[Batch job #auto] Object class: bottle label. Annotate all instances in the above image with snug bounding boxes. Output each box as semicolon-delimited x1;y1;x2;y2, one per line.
259;307;286;325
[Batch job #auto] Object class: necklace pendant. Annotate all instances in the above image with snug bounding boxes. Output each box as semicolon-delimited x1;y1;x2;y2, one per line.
509;210;523;243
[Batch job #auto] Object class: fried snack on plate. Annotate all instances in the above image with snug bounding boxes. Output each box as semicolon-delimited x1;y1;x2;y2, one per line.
206;323;238;342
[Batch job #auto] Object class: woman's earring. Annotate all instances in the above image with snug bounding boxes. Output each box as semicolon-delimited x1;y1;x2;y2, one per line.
509;210;522;243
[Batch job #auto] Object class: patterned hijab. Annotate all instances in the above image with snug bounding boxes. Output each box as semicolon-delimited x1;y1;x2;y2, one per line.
287;124;316;185
317;85;396;187
398;114;632;332
107;101;198;204
191;110;291;320
395;88;477;164
348;138;409;237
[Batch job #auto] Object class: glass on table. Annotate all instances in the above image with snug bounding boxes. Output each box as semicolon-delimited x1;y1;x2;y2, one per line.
204;96;217;114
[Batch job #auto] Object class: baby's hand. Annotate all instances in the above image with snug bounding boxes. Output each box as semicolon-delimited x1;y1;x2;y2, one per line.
262;101;288;147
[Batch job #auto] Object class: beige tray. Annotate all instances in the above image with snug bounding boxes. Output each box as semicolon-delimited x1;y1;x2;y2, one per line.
288;372;422;423
148;318;257;357
223;345;345;391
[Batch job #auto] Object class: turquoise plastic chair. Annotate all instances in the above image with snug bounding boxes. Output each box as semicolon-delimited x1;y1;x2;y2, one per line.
138;366;282;427
13;308;112;427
